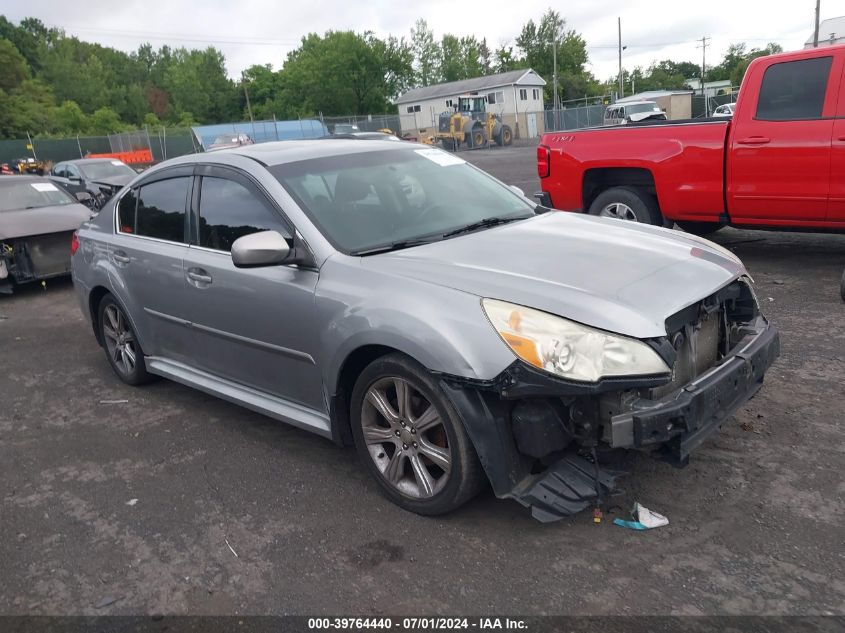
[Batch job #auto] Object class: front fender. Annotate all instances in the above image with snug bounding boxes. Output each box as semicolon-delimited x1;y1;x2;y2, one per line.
315;263;516;395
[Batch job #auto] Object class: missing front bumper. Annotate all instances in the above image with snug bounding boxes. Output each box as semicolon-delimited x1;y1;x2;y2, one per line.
440;317;779;523
607;319;780;463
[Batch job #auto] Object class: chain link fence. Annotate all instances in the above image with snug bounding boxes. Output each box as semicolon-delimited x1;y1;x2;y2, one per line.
692;87;740;118
320;114;402;135
543;106;606;132
0;113;412;166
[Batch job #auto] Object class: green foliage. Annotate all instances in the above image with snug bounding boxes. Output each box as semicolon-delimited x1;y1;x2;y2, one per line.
52;100;88;134
515;9;593;102
88;107;124;134
277;30;413;116
0;12;797;140
0;39;30;91
411;19;440;87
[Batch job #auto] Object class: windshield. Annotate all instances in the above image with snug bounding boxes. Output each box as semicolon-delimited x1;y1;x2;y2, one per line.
271;148;536;254
626;103;661;114
79;161;135;181
0;180;76;211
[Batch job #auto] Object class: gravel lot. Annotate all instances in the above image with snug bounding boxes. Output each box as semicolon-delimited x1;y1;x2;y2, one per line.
1;144;844;616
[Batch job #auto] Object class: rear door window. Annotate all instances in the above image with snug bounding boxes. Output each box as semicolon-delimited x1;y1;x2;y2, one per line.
756;56;833;121
133;177;190;242
197;176;290;252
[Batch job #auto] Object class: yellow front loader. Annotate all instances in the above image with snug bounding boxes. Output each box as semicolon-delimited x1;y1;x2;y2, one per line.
435;96;513;151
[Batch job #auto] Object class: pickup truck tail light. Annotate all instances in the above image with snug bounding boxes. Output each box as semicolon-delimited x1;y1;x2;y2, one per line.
70;231;79;256
537;145;551;178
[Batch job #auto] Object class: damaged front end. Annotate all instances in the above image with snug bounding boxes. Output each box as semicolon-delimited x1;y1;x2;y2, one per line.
440;278;780;522
0;232;76;294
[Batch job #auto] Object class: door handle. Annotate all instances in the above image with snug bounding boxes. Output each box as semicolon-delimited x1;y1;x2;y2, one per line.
112;251;130;264
737;136;770;145
837;135;845;142
187;269;212;285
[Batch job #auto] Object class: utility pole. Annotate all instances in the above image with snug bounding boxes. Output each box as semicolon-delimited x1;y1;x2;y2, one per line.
697;36;711;116
552;37;559;130
552;39;558;109
617;17;624;99
242;78;257;140
813;0;821;47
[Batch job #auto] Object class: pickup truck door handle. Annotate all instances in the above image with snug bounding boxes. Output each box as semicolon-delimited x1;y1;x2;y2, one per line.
186;268;213;285
836;135;845;142
737;136;771;145
112;251;130;265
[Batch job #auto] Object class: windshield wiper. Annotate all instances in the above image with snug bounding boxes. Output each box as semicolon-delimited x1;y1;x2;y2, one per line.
354;236;442;256
441;216;526;239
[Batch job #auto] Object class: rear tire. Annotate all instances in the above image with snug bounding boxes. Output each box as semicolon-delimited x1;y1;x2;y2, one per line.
97;294;154;386
676;221;724;236
588;186;661;225
350;353;486;516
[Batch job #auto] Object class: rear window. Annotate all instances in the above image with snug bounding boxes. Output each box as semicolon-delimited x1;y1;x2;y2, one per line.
756;56;832;121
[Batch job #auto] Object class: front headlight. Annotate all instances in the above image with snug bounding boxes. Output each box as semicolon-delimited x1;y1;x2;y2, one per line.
482;299;670;382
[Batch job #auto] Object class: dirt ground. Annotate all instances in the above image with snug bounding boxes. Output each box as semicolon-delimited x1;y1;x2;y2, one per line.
1;144;843;616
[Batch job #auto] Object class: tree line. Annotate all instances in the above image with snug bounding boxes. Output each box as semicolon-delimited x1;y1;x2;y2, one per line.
0;11;784;140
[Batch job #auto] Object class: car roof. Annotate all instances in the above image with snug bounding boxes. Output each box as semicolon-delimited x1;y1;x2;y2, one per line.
61;158;125;166
0;175;51;184
208;139;417;166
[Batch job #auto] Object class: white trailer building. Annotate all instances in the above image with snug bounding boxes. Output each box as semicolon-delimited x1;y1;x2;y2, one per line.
395;69;546;140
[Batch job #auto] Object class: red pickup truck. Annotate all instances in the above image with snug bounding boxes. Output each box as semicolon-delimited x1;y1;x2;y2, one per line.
537;44;845;235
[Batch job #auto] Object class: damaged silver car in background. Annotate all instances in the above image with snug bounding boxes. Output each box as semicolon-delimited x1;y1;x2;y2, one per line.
0;176;93;294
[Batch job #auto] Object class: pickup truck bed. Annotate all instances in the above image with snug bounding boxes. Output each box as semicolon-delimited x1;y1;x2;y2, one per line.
538;43;845;233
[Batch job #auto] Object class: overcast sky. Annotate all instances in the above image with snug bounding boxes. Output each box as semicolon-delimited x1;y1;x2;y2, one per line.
3;0;830;84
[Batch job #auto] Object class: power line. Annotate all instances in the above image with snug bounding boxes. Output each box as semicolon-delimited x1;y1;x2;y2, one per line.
44;23;302;46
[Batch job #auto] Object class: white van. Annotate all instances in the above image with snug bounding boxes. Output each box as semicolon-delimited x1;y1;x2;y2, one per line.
603;101;667;126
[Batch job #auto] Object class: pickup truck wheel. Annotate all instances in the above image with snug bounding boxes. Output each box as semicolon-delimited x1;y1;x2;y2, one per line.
676;221;724;236
350;353;486;516
588;187;661;225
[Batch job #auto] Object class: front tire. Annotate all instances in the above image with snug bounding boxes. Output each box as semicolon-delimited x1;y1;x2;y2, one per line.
350;354;486;516
98;294;153;386
676;221;724;236
588;186;661;225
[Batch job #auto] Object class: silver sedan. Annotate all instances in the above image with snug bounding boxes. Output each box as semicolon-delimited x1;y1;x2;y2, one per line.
71;140;779;522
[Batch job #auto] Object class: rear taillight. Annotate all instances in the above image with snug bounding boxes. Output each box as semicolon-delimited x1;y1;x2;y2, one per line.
537;145;550;178
70;231;79;256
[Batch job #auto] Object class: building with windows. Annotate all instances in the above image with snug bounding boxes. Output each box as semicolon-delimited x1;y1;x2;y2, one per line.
395;69;546;139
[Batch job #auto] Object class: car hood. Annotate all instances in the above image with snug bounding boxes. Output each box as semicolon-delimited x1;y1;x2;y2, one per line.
0;203;93;240
360;212;746;339
90;174;134;188
628;111;666;122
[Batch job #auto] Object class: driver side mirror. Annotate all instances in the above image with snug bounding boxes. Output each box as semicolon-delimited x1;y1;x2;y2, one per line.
231;230;293;268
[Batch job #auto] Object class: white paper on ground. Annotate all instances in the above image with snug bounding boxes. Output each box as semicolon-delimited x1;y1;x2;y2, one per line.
31;182;59;192
634;502;669;528
414;148;465;167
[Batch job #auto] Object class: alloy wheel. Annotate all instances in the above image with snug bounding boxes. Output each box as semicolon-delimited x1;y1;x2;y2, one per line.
102;304;137;376
361;377;452;498
599;202;637;221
